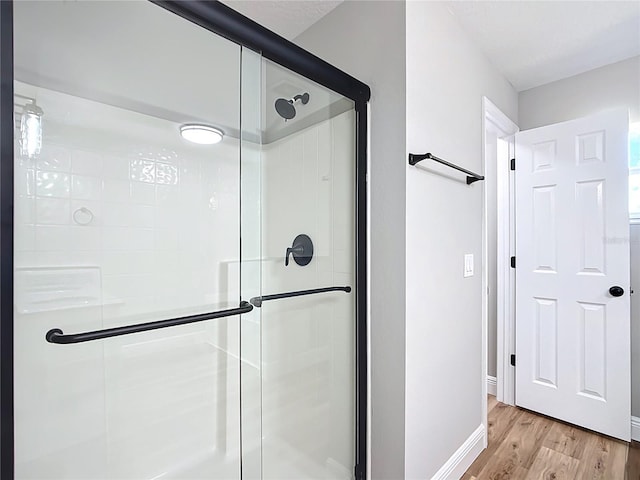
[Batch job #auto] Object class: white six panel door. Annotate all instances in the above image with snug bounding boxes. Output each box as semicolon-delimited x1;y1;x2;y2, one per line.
515;109;631;441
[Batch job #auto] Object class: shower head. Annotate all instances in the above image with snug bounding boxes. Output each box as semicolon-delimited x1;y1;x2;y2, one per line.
275;98;296;120
274;92;310;121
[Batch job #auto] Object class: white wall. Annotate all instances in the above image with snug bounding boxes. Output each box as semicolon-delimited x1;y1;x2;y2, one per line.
518;56;640;417
297;3;407;478
405;2;517;478
519;56;640;130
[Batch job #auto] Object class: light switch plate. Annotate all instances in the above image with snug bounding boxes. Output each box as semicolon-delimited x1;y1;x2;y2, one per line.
464;254;474;277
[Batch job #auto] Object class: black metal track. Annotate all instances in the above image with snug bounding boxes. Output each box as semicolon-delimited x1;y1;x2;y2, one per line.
0;2;14;478
45;302;253;344
250;286;351;307
409;152;485;185
151;0;371;104
354;100;368;480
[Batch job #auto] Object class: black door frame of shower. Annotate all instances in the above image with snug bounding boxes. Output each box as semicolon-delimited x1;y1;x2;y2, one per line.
0;1;370;478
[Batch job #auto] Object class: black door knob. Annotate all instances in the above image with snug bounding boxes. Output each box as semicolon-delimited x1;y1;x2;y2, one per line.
609;286;624;297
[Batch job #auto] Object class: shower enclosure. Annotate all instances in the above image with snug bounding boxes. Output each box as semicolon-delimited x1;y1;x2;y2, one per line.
0;1;369;479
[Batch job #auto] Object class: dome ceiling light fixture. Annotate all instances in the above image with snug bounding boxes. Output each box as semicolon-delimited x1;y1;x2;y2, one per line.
179;124;224;145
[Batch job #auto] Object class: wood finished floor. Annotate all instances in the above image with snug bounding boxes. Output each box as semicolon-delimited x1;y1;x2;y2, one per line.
462;395;640;479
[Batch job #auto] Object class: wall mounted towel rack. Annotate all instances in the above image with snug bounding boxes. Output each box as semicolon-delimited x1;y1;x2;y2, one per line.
408;152;484;185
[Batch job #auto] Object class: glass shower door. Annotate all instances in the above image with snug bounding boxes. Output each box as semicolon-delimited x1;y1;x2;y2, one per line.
11;2;361;479
257;60;357;480
12;1;251;478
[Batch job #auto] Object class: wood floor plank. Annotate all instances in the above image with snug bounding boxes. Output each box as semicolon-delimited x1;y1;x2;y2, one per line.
575;434;627;480
475;461;529;480
474;409;554;478
464;402;523;477
488;394;499;413
488;403;524;445
525;446;580;479
606;438;629;480
626;441;640;480
464;399;632;479
542;421;594;460
577;431;609;477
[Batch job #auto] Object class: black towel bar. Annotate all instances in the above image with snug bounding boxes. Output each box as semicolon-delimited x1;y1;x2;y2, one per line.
409;152;484;185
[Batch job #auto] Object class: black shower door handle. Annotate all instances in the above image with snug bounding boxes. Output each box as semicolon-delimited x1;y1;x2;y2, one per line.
250;286;351;307
45;301;253;344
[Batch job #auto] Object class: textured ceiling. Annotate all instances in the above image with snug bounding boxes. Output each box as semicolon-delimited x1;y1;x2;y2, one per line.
446;1;640;91
222;0;343;39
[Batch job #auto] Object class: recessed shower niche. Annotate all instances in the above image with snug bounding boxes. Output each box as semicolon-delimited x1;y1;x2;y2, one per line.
7;1;367;479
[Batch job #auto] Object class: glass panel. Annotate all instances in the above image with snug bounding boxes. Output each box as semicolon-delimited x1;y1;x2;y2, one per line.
259;59;356;479
240;47;263;480
13;1;244;478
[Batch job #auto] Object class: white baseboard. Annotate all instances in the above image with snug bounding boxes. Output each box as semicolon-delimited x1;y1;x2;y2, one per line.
487;376;497;396
431;424;485;480
632;416;640;441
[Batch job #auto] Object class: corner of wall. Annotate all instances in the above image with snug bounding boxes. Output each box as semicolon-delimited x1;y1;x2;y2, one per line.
430;424;486;480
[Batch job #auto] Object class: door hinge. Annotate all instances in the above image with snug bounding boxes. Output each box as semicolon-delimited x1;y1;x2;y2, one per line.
510;354;516;367
510;256;516;268
354;464;365;480
510;158;515;171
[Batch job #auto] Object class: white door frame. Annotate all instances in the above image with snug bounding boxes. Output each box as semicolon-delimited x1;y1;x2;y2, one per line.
482;97;518;409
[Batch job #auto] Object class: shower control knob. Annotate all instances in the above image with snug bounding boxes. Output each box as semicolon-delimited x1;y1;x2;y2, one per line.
285;234;313;267
609;286;624;297
285;245;304;266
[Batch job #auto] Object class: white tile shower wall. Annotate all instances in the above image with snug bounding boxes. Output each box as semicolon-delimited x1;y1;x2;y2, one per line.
14;84;242;479
260;110;355;478
15;92;241;319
